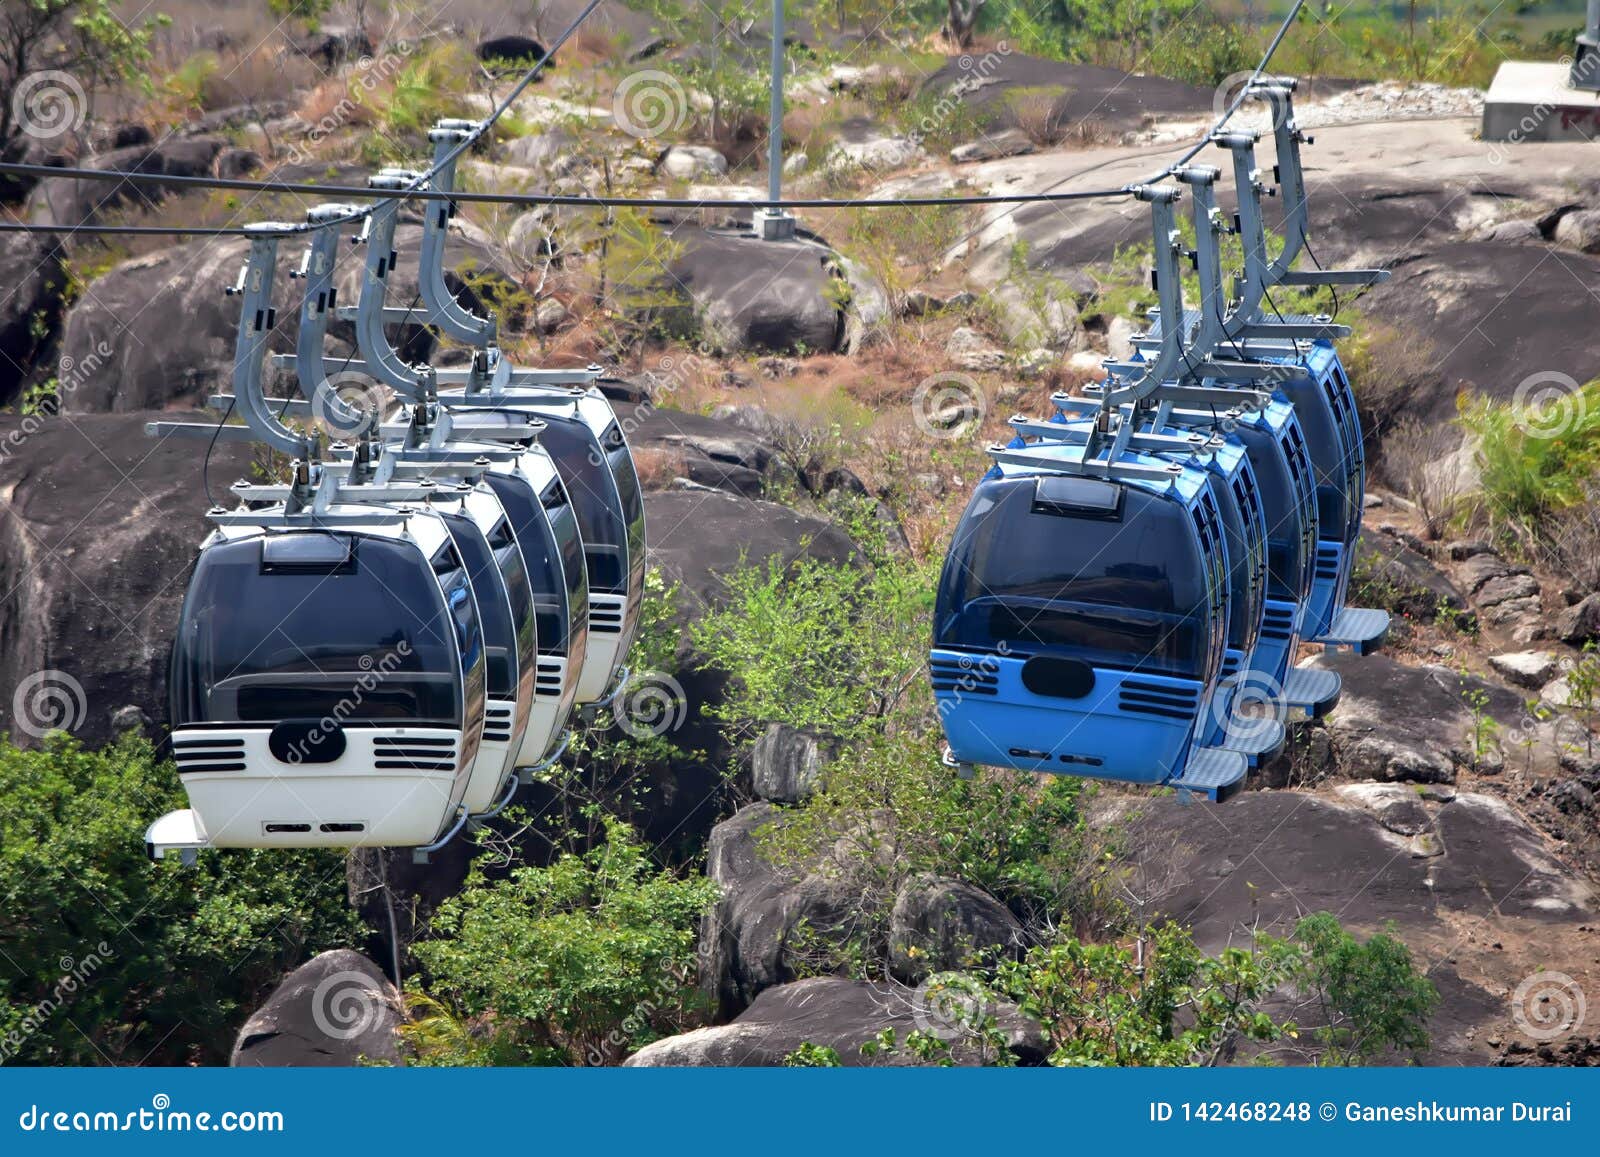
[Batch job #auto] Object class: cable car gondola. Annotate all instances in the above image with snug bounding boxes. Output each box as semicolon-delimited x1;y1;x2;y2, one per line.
931;442;1248;802
154;504;488;852
439;396;645;705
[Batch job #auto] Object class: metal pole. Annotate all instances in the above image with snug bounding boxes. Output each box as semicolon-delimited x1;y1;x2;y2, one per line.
757;0;795;240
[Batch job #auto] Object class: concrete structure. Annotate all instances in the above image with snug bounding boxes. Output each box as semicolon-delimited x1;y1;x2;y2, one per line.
1482;60;1600;143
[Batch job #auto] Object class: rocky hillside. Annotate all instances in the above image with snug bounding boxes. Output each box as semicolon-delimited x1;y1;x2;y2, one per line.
0;3;1595;1068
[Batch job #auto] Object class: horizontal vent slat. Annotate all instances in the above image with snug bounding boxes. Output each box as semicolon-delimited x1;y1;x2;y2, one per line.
373;760;457;771
175;762;248;773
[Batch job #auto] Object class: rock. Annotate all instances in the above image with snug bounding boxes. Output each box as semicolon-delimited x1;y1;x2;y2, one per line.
825;133;924;172
658;145;728;181
1355;530;1469;623
1011;348;1054;379
665;227;843;354
945;326;1005;371
698;803;864;1013
0;232;66;406
1551;779;1596;814
1474;572;1540;608
27;137;228;226
751;723;831;804
835;253;890;354
1448;539;1493;560
1105;315;1137;360
1125;790;1593;1063
990;280;1083;351
1455;551;1518;596
290;25;373;70
506;209;554;259
0;413;256;747
1556;593;1600;644
1553;208;1600;254
1314;652;1534;783
888;874;1025;983
108;704;151;735
214;147;262;179
534;298;567;333
950;128;1034;163
1477;219;1541;244
231;950;400;1067
625;976;1046;1067
756;356;798;379
503;130;576;171
1489;651;1560;689
477;35;547;65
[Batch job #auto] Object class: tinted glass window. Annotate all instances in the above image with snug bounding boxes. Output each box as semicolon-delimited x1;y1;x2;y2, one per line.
1208;472;1260;653
603;422;646;591
484;472;582;657
1282;378;1347;545
934;476;1211;678
441;515;515;698
542;420;627;594
488;516;539;677
1234;425;1307;602
172;533;465;726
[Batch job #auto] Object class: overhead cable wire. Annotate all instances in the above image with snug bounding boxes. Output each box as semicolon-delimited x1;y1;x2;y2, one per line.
0;0;1312;231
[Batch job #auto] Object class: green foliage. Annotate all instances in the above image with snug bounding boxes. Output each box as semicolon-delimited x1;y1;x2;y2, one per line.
1290;913;1438;1064
994;914;1436;1066
783;1040;843;1066
267;0;333;23
1457;380;1600;550
691;546;1119;958
0;735;365;1065
844;199;971;316
406;818;718;1065
378;43;478;141
0;1;165;143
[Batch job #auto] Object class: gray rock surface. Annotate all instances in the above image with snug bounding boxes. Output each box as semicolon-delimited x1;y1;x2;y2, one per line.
231;950;400;1067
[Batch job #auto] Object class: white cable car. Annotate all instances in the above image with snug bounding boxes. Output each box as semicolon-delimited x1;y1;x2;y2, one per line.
152;503;488;854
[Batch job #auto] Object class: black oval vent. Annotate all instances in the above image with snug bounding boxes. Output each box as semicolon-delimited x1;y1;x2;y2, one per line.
1021;656;1095;700
268;719;346;765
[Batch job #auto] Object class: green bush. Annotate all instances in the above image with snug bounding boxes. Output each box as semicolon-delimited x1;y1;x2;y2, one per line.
1457;379;1600;550
0;735;366;1065
406;818;718;1065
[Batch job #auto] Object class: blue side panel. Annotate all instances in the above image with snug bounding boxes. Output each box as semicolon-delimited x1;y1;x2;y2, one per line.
1305;540;1345;640
930;650;1200;784
1245;599;1299;692
1199;647;1244;748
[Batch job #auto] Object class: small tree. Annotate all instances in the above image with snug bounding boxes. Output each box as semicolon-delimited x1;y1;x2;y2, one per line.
0;0;163;149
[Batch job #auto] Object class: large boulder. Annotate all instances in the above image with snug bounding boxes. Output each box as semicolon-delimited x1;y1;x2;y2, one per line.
626;405;801;498
27;137;229;227
0;232;67;406
1125;790;1593;1064
231;950;401;1067
0;412;254;747
698;803;864;1015
664;227;845;354
888;874;1026;983
1312;652;1535;783
751;722;832;804
624;976;1046;1066
1354;530;1468;624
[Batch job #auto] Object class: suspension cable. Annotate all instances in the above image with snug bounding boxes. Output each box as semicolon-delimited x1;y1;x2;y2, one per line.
0;0;1310;230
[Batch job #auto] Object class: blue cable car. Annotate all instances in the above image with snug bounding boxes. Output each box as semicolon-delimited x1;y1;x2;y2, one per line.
931;443;1249;802
1007;412;1281;767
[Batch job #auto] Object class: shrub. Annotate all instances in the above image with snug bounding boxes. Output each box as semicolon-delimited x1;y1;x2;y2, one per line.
0;735;366;1065
405;818;718;1065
